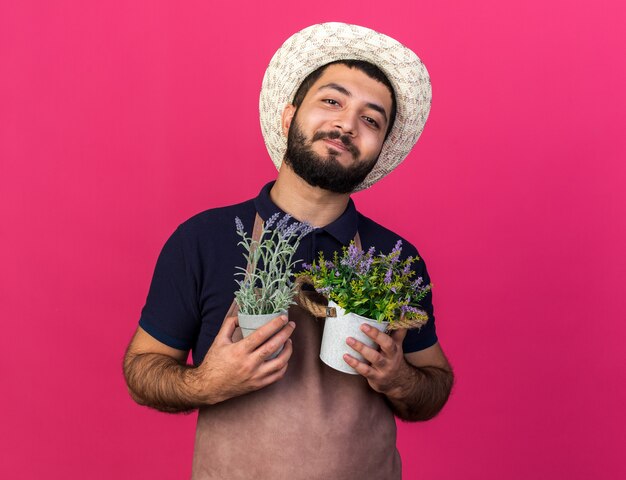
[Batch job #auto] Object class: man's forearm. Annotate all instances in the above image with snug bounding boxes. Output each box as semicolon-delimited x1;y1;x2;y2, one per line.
385;360;454;422
123;352;207;414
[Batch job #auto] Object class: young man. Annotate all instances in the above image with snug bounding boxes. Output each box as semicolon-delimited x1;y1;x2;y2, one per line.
124;23;453;479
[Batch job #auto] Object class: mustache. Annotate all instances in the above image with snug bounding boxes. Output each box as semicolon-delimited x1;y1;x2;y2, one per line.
311;130;360;158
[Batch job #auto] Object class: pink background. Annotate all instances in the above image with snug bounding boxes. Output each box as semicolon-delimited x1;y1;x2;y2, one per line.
2;1;625;478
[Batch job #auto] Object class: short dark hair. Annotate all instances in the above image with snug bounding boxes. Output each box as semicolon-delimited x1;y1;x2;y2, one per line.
291;60;397;137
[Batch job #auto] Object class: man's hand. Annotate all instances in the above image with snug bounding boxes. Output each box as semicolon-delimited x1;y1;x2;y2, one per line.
343;325;411;396
191;314;296;405
123;314;295;414
344;325;454;421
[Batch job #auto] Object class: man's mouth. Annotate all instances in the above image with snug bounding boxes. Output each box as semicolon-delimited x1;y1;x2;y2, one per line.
323;138;348;152
312;130;359;158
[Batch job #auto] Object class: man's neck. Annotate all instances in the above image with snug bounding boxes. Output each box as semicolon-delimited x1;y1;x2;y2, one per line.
270;167;351;228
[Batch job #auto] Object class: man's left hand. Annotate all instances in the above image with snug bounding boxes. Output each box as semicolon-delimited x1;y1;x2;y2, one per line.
344;325;411;396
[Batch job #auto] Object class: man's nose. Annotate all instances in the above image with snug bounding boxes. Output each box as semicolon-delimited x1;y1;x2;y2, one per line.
332;109;357;136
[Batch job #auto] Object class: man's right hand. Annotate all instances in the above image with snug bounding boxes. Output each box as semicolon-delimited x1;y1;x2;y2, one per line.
191;314;296;405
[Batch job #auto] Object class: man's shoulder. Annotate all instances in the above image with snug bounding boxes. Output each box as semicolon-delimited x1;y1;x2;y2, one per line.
178;198;256;232
356;212;420;258
170;198;257;248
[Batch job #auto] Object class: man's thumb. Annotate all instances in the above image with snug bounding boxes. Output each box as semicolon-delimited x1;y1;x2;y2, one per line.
391;328;408;344
215;315;238;344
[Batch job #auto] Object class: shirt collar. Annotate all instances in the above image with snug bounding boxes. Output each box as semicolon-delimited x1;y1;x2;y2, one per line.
253;181;358;245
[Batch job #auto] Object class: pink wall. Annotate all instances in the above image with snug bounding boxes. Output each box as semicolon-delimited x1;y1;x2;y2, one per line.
2;1;625;478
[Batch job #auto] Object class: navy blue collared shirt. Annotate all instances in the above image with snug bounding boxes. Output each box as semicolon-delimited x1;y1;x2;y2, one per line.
139;182;437;365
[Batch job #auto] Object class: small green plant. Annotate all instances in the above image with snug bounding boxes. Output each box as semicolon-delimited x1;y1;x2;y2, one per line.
234;213;312;315
298;240;432;325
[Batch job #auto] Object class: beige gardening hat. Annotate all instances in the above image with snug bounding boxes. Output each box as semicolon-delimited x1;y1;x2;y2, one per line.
259;22;432;192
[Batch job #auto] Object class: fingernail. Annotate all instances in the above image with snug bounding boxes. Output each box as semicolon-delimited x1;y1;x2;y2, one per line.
281;315;289;324
288;321;296;329
361;324;370;332
346;337;355;346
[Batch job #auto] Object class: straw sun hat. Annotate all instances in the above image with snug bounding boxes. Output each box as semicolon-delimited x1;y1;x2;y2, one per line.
259;22;432;192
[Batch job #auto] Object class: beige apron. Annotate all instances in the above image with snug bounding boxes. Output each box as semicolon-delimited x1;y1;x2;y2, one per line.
191;213;401;480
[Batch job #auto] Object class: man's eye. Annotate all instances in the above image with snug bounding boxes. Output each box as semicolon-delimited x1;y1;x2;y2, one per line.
363;116;379;128
323;99;339;105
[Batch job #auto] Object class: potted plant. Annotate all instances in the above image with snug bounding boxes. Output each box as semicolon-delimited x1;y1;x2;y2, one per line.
297;240;432;374
234;213;312;358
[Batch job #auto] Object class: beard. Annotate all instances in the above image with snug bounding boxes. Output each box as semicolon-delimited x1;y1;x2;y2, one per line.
283;117;378;194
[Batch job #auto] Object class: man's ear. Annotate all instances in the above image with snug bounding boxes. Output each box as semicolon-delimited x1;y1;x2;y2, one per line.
281;104;296;137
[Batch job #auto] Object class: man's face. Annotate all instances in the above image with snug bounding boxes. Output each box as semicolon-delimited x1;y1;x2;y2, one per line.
283;64;393;193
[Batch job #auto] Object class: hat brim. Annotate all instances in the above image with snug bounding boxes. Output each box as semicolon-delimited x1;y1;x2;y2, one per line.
259;22;432;192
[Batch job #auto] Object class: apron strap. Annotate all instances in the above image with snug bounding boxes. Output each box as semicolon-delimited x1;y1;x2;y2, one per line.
245;213;265;274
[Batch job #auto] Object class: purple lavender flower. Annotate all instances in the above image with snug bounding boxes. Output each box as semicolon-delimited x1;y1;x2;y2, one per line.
235;217;245;234
400;305;421;315
341;242;363;269
273;213;313;241
279;222;299;239
264;212;281;229
276;213;292;231
353;246;374;274
299;223;315;237
390;240;402;263
402;258;413;275
358;255;373;275
347;243;360;262
384;268;393;284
